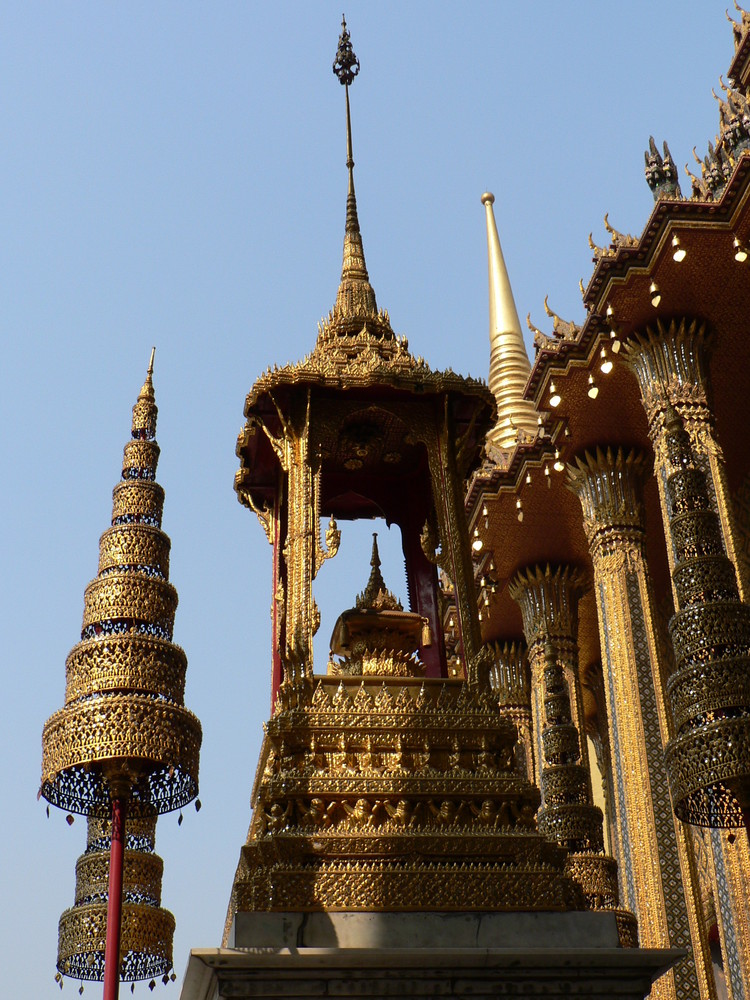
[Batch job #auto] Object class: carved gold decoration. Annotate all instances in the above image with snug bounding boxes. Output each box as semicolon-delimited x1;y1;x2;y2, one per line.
328;534;425;679
41;362;201;819
227;673;587;939
624;317;749;600
489;641;535;782
57;816;175;983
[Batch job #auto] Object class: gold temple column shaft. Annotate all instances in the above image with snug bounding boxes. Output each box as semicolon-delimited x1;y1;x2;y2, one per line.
277;392;317;690
490;641;535;782
509;566;633;944
429;405;484;680
568;446;714;1000
625;319;750;1000
509;565;592;791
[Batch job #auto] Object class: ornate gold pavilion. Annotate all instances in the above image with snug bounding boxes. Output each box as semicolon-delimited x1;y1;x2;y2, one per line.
179;10;750;1000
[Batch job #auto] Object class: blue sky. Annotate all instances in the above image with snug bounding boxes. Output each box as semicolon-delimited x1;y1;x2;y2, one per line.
0;3;736;996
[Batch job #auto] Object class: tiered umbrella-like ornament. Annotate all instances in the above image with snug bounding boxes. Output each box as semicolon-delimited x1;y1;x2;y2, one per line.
41;353;201;999
57;816;175;991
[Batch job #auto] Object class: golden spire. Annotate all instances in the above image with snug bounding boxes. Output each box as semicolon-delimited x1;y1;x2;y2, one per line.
41;354;201;818
356;532;402;611
481;192;539;450
332;16;378;322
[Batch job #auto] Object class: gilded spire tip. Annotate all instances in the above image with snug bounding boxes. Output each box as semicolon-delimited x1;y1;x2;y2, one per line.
329;16;378;323
356;532;402;611
139;347;156;401
133;351;158;442
482;192;538;449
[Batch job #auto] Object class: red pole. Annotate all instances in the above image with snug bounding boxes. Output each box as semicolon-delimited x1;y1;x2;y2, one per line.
103;796;127;1000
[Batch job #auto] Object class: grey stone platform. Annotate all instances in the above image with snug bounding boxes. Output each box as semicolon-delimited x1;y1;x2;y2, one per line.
180;911;680;1000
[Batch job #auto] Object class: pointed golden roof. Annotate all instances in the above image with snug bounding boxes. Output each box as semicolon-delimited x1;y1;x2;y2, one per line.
356;533;402;611
481;192;539;450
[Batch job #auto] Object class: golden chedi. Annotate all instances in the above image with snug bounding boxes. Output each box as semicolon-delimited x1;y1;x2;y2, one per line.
41;354;201;819
328;534;428;678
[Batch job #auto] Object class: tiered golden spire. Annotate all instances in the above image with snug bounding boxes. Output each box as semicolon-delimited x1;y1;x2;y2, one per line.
481;192;539;450
41;352;201;818
333;17;378;320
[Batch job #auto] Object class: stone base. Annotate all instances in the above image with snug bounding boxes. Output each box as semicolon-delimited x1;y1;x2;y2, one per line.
180;911;680;999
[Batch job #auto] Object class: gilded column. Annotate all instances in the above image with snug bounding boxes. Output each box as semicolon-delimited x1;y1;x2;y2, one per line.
568;446;714;1000
429;405;486;683
509;566;635;946
625;319;750;999
490;641;535;782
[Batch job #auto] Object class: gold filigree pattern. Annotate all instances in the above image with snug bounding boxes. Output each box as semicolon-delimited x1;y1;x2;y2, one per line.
57;816;175;983
509;569;632;944
663;407;750;826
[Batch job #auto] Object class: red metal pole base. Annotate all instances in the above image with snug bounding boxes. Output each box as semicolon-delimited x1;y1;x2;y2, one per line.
103;797;127;1000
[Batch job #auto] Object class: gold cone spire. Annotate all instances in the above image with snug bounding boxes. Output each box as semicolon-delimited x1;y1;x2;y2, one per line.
481;192;539;449
356;532;402;611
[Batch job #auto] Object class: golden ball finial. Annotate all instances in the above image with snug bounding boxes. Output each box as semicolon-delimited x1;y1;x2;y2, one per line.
481;191;495;205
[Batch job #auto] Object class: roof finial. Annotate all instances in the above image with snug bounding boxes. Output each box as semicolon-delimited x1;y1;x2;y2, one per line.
331;16;377;320
356;532;402;611
133;347;158;441
480;192;538;450
139;346;156;400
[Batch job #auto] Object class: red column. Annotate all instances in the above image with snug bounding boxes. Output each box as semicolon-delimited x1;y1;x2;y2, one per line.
103;796;127;1000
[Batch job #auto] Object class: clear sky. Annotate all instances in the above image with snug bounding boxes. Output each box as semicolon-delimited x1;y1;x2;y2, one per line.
0;3;737;996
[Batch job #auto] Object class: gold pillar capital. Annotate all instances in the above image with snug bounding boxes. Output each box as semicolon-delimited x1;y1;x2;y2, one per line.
509;564;587;651
567;446;650;555
622;317;711;430
489;640;531;709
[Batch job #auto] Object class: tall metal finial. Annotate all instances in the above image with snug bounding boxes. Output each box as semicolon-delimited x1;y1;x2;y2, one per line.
139;346;156;401
333;16;360;88
329;16;378;321
333;16;360;222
